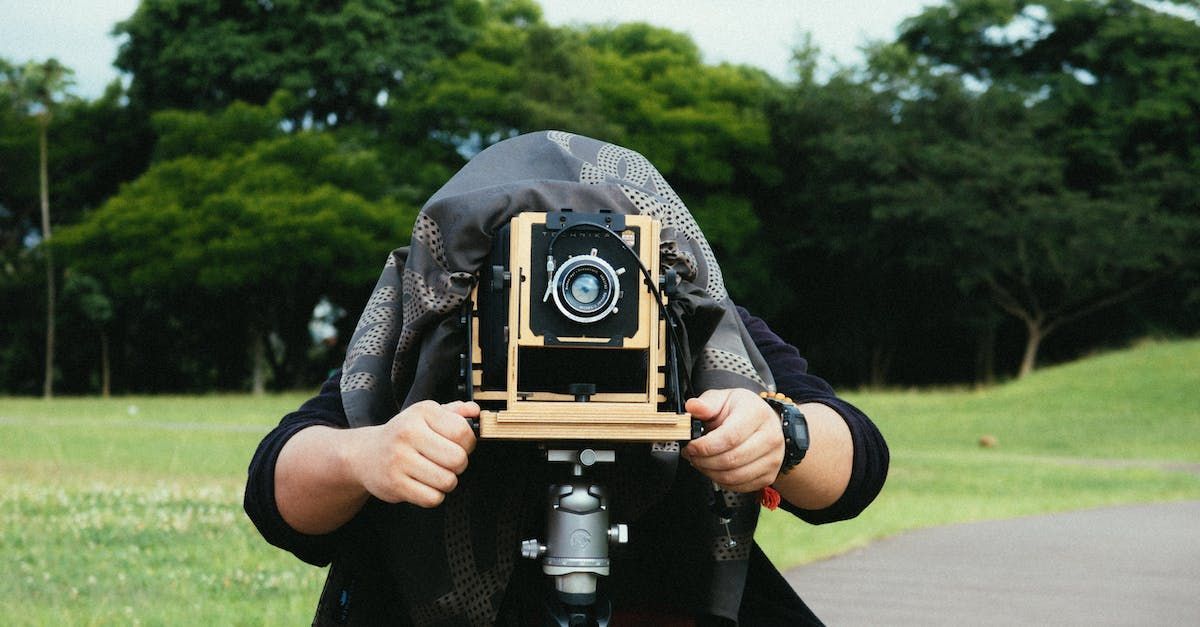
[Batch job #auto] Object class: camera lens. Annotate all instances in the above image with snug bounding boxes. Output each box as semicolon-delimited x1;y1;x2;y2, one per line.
551;255;621;323
569;273;602;305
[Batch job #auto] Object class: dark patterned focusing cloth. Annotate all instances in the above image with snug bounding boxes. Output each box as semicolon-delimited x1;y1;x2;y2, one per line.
339;131;777;624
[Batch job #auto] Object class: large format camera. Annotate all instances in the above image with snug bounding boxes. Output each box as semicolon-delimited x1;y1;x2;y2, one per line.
460;209;697;625
464;209;691;442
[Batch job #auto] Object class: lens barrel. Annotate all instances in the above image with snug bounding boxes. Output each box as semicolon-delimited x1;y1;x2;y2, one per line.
551;255;621;323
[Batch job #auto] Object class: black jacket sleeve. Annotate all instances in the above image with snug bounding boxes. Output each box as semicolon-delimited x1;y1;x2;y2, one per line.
243;373;348;566
737;306;889;525
246;309;890;565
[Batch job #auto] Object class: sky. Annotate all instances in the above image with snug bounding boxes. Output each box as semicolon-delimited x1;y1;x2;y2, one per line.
0;0;935;99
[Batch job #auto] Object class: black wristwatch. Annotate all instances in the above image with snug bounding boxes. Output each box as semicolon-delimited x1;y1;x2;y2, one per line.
760;392;809;475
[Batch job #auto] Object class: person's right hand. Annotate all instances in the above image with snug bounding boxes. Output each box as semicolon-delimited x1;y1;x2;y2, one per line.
347;400;479;508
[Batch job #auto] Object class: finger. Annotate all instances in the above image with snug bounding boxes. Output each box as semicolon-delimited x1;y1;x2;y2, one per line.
397;476;449;508
406;456;461;494
720;472;777;494
371;469;443;506
442;400;481;418
686;412;757;458
408;430;472;473
687;427;776;472
698;454;779;492
425;408;478;452
685;389;733;420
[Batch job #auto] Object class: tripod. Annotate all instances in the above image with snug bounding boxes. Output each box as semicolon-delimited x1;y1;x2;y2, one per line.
520;447;627;627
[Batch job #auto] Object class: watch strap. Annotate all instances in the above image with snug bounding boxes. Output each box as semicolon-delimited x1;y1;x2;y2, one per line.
760;391;809;475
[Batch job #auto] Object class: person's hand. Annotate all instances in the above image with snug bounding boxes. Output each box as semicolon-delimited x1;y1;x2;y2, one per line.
683;388;783;493
347;400;479;508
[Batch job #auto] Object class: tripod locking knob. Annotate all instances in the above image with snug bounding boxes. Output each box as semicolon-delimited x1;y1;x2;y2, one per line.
608;524;628;545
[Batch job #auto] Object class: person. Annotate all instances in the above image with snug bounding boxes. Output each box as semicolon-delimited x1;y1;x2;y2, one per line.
244;132;888;625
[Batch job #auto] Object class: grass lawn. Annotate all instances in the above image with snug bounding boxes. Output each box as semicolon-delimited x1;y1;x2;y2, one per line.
2;338;1198;624
758;337;1200;565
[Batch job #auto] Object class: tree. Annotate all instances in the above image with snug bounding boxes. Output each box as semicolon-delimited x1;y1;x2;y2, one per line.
1;58;76;397
60;272;114;397
762;53;981;386
54;100;415;392
878;0;1200;377
1;80;154;253
113;0;476;125
389;3;782;279
47;82;155;224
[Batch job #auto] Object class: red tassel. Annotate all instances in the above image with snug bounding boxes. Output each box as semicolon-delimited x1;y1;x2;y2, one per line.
760;486;781;510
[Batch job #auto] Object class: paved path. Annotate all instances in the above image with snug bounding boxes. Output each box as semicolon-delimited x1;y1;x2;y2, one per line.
785;501;1200;626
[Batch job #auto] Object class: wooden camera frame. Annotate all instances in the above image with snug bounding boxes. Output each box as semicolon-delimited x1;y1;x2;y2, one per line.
466;211;691;441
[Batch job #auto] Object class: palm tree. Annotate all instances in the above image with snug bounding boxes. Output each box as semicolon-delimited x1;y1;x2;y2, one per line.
1;58;76;398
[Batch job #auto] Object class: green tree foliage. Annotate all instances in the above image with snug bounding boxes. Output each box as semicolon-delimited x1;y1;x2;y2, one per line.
48;83;155;224
59;271;115;396
761;56;982;385
390;1;781;279
883;0;1200;376
7;1;1199;393
767;2;1200;383
1;73;153;395
1;80;153;249
1;57;76;397
114;0;476;125
54;100;415;391
0;104;38;250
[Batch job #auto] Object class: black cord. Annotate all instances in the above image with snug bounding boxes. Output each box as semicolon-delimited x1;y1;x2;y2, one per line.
545;221;694;409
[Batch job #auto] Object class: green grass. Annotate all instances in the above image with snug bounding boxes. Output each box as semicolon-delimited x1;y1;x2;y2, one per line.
0;393;320;625
756;337;1200;566
2;339;1198;623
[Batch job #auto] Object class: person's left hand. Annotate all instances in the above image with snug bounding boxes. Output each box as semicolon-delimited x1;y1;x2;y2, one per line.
683;388;784;493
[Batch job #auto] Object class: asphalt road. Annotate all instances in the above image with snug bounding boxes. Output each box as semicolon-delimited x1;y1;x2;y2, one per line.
785;501;1200;626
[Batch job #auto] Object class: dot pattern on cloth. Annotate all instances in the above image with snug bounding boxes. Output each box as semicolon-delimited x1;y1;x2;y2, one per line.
391;327;417;383
367;284;398;308
711;533;753;562
700;347;767;388
659;238;699;282
349;320;394;359
721;489;757;511
409;490;518;626
551;131;728;304
352;284;399;332
547;129;574;152
412;213;449;271
402;269;466;324
343;278;399;380
340;370;377;393
355;305;394;328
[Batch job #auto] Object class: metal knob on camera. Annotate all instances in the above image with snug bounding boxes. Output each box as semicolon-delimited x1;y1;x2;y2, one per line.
520;448;626;610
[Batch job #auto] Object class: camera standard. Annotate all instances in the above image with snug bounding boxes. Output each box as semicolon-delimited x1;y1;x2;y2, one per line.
465;209;692;442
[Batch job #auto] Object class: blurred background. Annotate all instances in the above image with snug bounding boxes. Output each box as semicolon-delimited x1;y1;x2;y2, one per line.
2;0;1197;395
2;3;1197;623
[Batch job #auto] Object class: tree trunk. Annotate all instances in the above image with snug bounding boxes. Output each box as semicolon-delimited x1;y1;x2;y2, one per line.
1018;321;1043;379
975;325;996;386
869;345;892;388
100;330;111;399
39;119;55;399
251;334;267;396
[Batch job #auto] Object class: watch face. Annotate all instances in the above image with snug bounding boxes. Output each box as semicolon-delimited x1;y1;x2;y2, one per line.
763;395;808;474
780;406;808;475
784;408;809;452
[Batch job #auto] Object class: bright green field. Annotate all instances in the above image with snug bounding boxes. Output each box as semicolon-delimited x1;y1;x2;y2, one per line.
2;339;1198;624
758;337;1200;566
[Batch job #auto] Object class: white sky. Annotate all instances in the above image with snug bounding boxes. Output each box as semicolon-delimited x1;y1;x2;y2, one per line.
0;0;935;99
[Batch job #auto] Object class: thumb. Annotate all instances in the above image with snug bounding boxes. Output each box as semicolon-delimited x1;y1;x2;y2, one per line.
685;389;732;423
